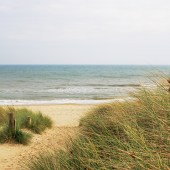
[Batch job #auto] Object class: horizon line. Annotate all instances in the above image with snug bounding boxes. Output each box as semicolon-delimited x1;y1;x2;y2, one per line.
0;64;170;66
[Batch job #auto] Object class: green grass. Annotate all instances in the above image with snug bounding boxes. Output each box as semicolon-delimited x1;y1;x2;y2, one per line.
25;86;170;170
0;108;52;144
15;108;52;134
0;107;7;124
0;125;32;145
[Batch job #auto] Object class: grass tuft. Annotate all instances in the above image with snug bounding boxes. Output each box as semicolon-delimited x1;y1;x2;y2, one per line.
0;108;52;144
15;109;52;134
0;125;32;145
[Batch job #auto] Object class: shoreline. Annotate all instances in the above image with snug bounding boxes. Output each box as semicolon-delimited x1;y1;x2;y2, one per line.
0;97;134;106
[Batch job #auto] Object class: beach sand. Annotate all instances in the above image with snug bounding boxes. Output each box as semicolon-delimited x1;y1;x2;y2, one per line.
0;104;95;170
15;104;95;127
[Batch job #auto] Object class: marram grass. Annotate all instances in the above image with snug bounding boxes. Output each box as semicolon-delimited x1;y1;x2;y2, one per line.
25;87;169;169
15;108;52;134
0;108;52;144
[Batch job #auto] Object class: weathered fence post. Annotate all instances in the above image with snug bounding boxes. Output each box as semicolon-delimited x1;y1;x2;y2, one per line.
167;79;170;84
8;112;16;135
27;116;32;126
167;79;170;92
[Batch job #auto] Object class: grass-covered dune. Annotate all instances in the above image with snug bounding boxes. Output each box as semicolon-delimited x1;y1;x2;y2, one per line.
0;107;52;144
26;86;170;170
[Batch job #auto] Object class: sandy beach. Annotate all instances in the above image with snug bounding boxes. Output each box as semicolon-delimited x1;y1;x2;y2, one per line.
14;104;95;127
0;104;95;170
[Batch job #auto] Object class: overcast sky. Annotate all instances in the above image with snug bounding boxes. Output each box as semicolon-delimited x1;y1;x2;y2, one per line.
0;0;170;65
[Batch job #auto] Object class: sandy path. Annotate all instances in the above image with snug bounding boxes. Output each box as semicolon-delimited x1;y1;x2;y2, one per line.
15;104;94;127
0;104;95;170
0;127;78;170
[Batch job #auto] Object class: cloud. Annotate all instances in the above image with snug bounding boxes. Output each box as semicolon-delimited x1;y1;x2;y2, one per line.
0;0;170;64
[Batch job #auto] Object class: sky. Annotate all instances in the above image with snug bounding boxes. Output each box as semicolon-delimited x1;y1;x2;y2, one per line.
0;0;170;65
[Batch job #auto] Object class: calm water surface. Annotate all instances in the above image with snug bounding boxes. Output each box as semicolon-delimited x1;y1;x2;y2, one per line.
0;65;169;105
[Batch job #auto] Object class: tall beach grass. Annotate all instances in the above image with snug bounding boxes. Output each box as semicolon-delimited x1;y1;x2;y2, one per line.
25;85;170;169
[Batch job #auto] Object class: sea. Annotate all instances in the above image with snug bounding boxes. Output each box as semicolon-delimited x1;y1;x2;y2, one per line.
0;65;169;105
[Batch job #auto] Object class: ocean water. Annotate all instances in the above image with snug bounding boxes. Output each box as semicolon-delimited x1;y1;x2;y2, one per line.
0;65;169;105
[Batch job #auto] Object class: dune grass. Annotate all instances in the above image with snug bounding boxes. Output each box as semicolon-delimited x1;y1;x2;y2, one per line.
0;107;52;144
25;86;170;169
15;108;52;134
0;125;32;145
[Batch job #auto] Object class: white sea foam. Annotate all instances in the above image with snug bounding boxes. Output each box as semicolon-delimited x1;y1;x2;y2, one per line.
0;97;134;106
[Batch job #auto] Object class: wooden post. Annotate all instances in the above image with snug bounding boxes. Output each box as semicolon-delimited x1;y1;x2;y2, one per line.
8;112;16;135
14;119;16;133
167;79;170;84
167;79;170;92
27;116;32;126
